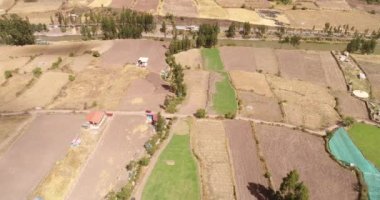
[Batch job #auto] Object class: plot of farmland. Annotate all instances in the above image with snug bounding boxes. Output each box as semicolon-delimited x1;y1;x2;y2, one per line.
334;91;369;119
192;120;234;200
133;0;159;13
255;124;358;200
223;120;268;200
216;0;270;8
355;60;380;102
267;75;340;129
219;46;257;72
110;0;134;8
316;0;351;11
0;57;30;83
174;49;203;70
161;0;198;17
319;51;347;91
69;115;154;200
0;72;69;112
229;70;273;97
119;72;169;112
0;114;30;154
179;70;209;115
9;0;62;13
0;74;34;106
142;119;200;200
238;91;283;122
0;114;84;200
101;39;167;73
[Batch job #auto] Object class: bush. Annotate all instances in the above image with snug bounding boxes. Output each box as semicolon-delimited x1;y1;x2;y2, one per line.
139;156;150;166
4;70;12;79
194;109;206;118
224;112;236;119
68;74;75;81
32;67;42;78
164;95;182;113
69;52;75;57
92;50;100;57
342;116;355;127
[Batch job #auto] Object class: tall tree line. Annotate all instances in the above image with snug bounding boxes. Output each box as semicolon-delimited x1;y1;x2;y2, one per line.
196;23;219;48
0;14;36;45
347;36;377;54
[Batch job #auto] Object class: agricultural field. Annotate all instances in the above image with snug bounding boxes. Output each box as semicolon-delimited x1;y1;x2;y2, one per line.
160;0;198;18
348;123;380;169
0;114;84;200
191;119;235;200
334;91;369;119
255;124;359;200
353;55;380;102
202;48;237;115
142;119;200;200
69;115;154;200
8;0;62;13
0;115;30;154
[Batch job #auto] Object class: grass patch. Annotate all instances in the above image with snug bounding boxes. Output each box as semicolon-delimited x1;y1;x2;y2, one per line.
142;135;200;200
348;123;380;169
201;48;237;115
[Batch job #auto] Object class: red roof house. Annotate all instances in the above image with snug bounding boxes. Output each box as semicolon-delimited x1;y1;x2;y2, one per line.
86;111;105;125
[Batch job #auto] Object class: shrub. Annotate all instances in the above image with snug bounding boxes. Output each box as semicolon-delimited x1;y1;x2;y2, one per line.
69;52;75;57
194;109;206;118
139;156;150;166
92;50;100;57
32;67;42;78
68;74;75;81
4;70;12;79
342;116;355;127
224;112;236;119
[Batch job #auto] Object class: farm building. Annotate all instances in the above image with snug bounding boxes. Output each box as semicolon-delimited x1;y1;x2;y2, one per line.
86;111;106;129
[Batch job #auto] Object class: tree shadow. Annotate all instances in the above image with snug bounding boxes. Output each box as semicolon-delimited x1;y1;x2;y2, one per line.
161;84;171;91
247;182;276;200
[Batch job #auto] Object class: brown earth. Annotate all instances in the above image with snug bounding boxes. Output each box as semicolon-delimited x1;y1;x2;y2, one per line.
179;70;209;115
216;0;270;8
191;119;235;200
22;55;66;73
0;113;84;200
110;0;134;8
101;39;168;73
68;115;154;200
0;74;34;106
0;114;30;153
133;0;159;13
119;72;169;112
315;0;352;10
223;120;268;200
9;0;62;13
334;91;369;119
238;91;283;122
346;0;380;12
0;0;14;11
229;70;273;97
253;48;279;75
254;124;358;200
354;59;380;102
0;57;30;83
174;49;203;70
161;0;198;17
319;51;347;91
50;66;147;110
0;72;69;112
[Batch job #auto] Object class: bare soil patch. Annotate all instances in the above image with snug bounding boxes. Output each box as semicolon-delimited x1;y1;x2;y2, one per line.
354;59;380;102
9;0;62;13
223;120;268;200
219;46;257;72
227;8;276;26
101;39;167;73
229;70;273;97
23;55;65;73
319;51;347;91
0;113;84;200
88;0;112;8
253;48;279;74
346;0;380;12
133;0;159;13
315;0;351;10
238;91;283;122
334;91;369;119
174;49;203;70
179;70;209;115
0;0;14;11
0;114;30;153
191;119;234;200
170;118;190;135
110;0;134;8
0;57;30;83
267;75;340;129
119;72;169;112
284;10;380;31
162;0;198;17
68;115;154;200
0;74;33;106
50;66;147;110
1;72;69;112
216;0;270;8
255;124;358;200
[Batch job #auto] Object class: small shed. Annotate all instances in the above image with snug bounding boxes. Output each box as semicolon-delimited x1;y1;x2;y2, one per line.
358;72;366;80
86;111;106;126
137;57;149;67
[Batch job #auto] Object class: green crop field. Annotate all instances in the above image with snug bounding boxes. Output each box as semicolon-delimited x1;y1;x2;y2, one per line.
141;135;200;200
201;48;237;115
348;123;380;169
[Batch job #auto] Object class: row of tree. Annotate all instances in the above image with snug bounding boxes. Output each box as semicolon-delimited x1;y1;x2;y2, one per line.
196;23;219;48
167;36;192;55
0;14;36;45
347;37;377;54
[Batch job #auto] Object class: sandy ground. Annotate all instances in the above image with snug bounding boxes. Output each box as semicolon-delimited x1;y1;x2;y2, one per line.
0;113;84;200
133;0;159;13
63;54;99;73
223;120;268;200
9;0;61;13
319;52;347;92
22;55;65;73
226;8;276;26
229;70;273;97
50;66;146;110
0;74;33;106
88;0;112;7
355;60;380;102
179;70;209;115
0;72;69;112
161;0;198;17
284;10;380;31
216;0;270;8
334;91;369;119
346;0;380;12
219;47;279;74
119;72;169;112
174;49;203;70
69;115;154;200
255;124;358;200
0;0;14;11
191;119;234;200
101;39;167;73
0;115;30;153
238;91;283;122
110;0;134;8
316;0;352;10
0;57;31;83
267;75;340;129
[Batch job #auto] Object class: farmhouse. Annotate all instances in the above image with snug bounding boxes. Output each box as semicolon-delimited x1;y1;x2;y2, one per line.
86;111;106;129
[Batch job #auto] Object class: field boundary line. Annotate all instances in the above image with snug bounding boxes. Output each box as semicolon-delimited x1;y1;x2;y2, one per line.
222;121;238;200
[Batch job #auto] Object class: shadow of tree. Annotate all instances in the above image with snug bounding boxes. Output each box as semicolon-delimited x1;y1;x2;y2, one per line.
247;182;276;200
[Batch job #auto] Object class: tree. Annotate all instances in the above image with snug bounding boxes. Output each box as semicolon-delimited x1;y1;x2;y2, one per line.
32;67;42;78
4;70;12;79
196;23;219;48
290;35;301;47
278;170;309;200
194;109;206;118
0;14;35;45
342;116;355;127
226;22;236;38
160;21;167;37
347;37;361;53
242;22;251;37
